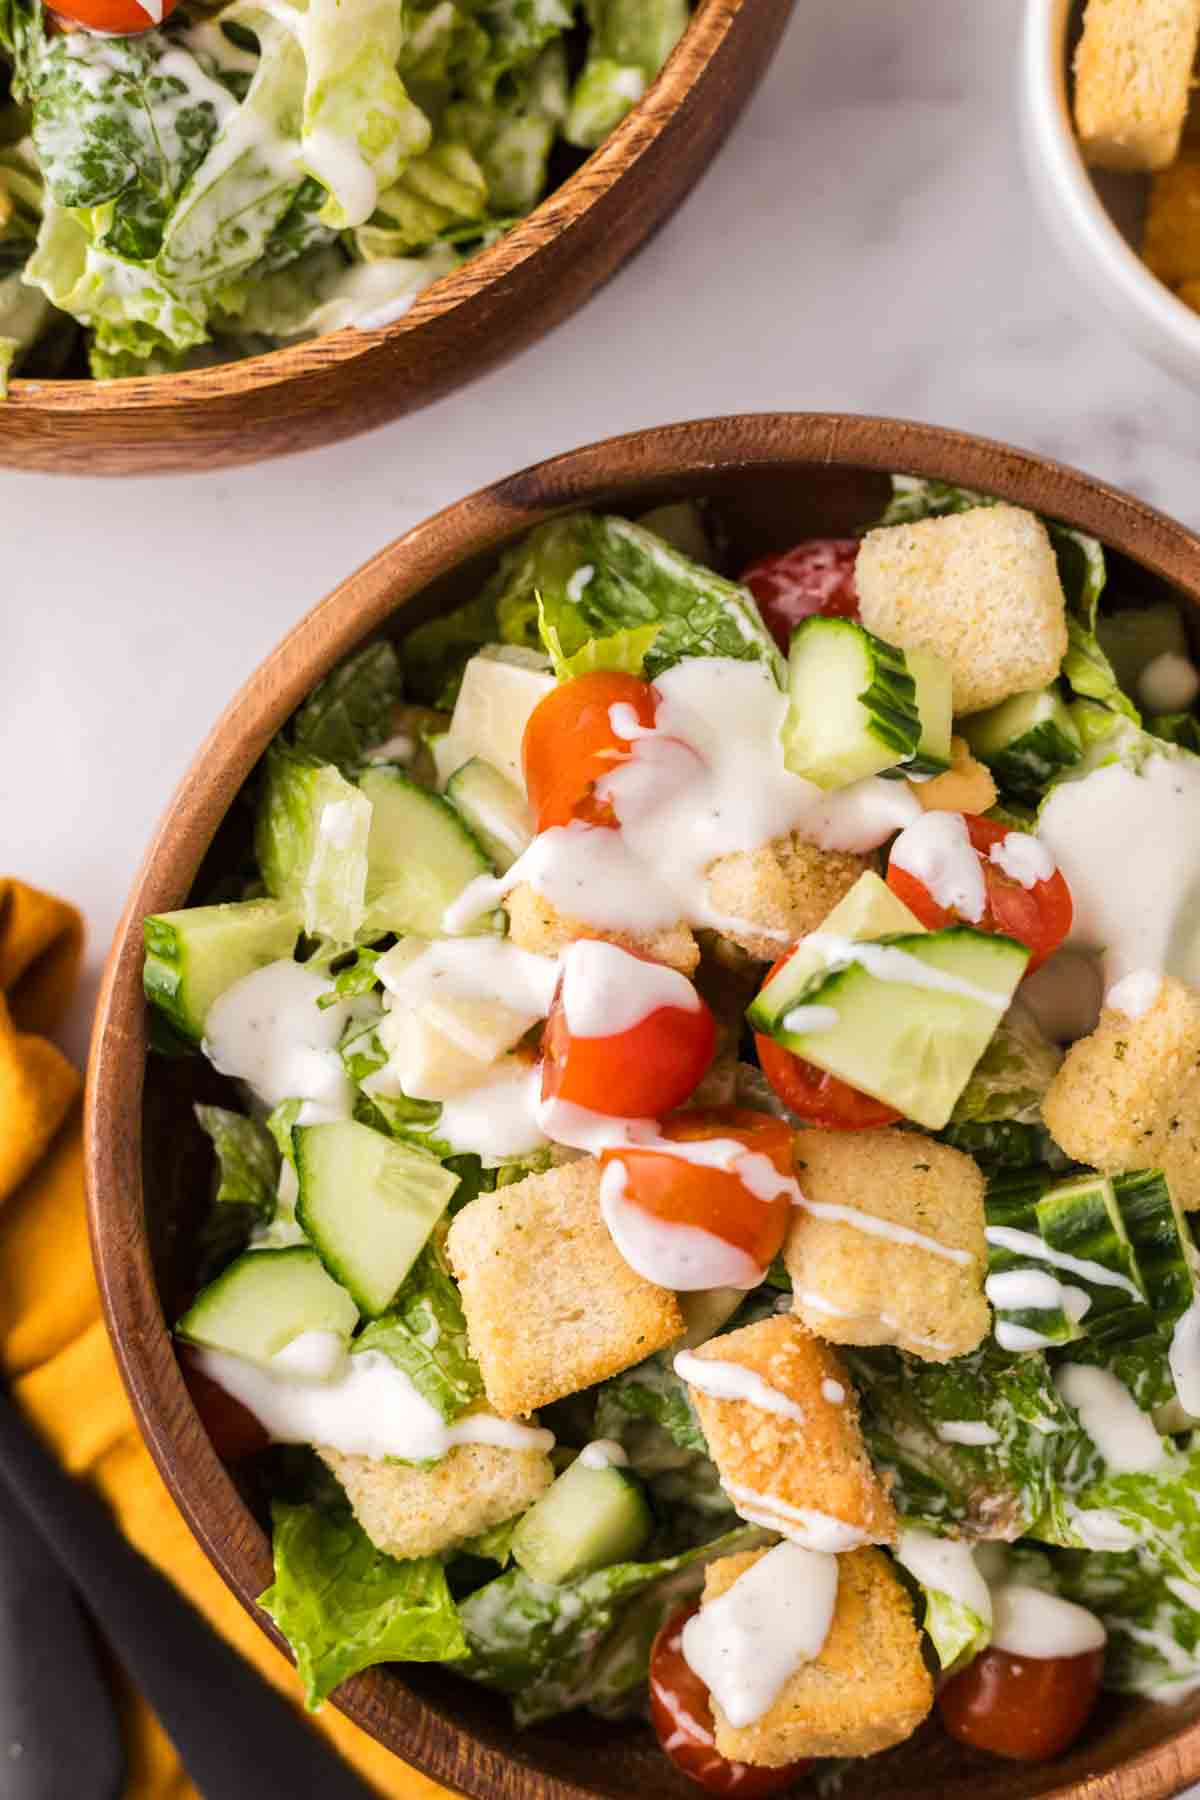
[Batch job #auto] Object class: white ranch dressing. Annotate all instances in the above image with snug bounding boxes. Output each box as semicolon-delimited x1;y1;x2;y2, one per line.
300;126;378;228
1054;1364;1168;1474
1037;752;1200;994
989;832;1056;889
720;1482;869;1552
985;1225;1143;1300
986;1270;1092;1352
600;1162;760;1290
990;1585;1106;1659
936;1420;1001;1447
1169;1299;1200;1418
566;565;594;604
674;1350;806;1424
681;1542;838;1728
896;1529;992;1625
803;933;1010;1011
1069;1508;1140;1552
377;936;559;1019
821;1379;846;1406
890;811;986;922
779;1004;839;1035
559;937;699;1036
1139;651;1200;714
436;1061;549;1160
318;798;358;849
578;1439;628;1470
1106;969;1163;1019
203;959;352;1117
193;1344;553;1462
271;1329;347;1381
794;1189;973;1266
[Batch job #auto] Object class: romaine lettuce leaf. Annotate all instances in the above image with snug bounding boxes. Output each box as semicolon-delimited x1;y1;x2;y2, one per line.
460;0;575;105
939;1004;1063;1168
353;1237;484;1420
368;142;488;253
25;200;207;356
194;1103;280;1220
593;1354;734;1546
539;608;662;680
292;640;404;768
254;744;371;944
1051;1547;1200;1697
564;0;687;148
259;1501;467;1707
922;1584;990;1673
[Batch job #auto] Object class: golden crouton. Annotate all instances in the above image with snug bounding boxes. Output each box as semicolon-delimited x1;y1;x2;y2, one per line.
503;883;699;975
855;505;1069;715
320;1439;554;1559
446;1159;683;1417
909;736;998;816
1042;977;1200;1208
702;1546;933;1765
680;1315;896;1547
1074;0;1200;172
785;1129;989;1362
1143;158;1200;287
705;833;870;964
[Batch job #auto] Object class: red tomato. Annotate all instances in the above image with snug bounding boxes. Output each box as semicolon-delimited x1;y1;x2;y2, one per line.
181;1356;269;1464
649;1604;812;1795
886;814;1072;974
938;1645;1103;1763
540;953;716;1118
50;0;178;31
740;539;860;652
600;1108;795;1277
522;671;658;833
751;951;901;1129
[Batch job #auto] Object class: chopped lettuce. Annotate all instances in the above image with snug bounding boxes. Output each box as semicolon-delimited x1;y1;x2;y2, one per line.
593;1355;734;1548
921;1584;991;1674
194;1103;280;1220
353;1237;484;1420
254;745;371;944
564;0;687;148
1052;1548;1200;1697
939;1004;1063;1169
291;641;404;768
539;607;662;680
259;1502;467;1707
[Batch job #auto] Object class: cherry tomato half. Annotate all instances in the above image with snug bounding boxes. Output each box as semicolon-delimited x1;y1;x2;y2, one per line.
751;952;901;1129
601;1108;795;1280
181;1356;269;1464
649;1603;812;1795
937;1645;1103;1763
50;0;178;32
540;948;716;1118
740;539;860;652
522;671;658;833
886;814;1072;975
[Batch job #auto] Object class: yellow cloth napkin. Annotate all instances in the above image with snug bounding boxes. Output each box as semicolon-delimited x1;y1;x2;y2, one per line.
0;878;453;1800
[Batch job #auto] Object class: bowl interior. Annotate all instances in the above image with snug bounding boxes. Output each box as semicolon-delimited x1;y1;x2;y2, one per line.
100;424;1200;1800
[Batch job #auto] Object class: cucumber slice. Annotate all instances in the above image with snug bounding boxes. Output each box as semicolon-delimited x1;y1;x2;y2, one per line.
510;1458;652;1584
905;647;953;776
757;928;1029;1131
143;898;300;1042
294;1119;459;1316
781;617;921;789
359;766;498;938
255;746;372;944
746;871;924;1034
960;688;1082;798
445;757;534;873
1114;1168;1196;1329
1035;1173;1151;1345
438;645;555;789
176;1247;358;1364
985;1169;1082;1348
1096;603;1189;697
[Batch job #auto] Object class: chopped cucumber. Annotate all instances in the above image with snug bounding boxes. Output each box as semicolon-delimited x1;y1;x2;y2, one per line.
510;1458;652;1584
985;1169;1083;1348
1096;603;1189;698
677;1287;745;1349
781;617;921;789
176;1247;358;1364
294;1119;459;1316
255;745;372;944
1114;1168;1196;1329
437;645;555;790
358;766;498;938
755;928;1029;1131
1035;1173;1151;1345
746;871;923;1034
905;647;953;776
445;757;534;873
143;898;300;1042
961;687;1082;799
636;501;714;565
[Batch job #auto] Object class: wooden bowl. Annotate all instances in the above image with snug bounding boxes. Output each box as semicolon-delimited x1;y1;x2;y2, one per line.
0;0;790;478
87;414;1200;1800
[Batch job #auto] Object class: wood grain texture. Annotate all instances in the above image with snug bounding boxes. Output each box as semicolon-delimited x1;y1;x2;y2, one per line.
0;0;791;477
86;415;1200;1800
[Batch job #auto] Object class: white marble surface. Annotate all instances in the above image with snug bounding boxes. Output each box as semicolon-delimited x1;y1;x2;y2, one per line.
4;0;1198;1067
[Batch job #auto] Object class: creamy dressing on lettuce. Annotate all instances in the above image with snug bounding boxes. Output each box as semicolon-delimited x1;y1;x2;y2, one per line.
203;959;353;1117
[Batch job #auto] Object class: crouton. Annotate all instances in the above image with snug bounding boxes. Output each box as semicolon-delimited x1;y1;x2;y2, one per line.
705;834;870;964
503;883;699;975
909;736;997;816
1074;0;1200;172
680;1315;896;1547
1143;158;1200;287
701;1546;933;1765
855;505;1069;715
446;1158;683;1417
1041;977;1200;1207
320;1438;554;1559
785;1129;989;1362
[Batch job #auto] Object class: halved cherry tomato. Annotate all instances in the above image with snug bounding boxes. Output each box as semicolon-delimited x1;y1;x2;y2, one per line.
540;947;715;1118
181;1356;269;1465
522;671;658;833
600;1108;795;1279
650;1603;812;1795
937;1645;1103;1763
751;951;901;1129
50;0;178;31
886;814;1072;975
740;539;860;652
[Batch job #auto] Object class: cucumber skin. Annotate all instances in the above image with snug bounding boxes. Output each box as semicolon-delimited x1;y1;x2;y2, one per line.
783;618;921;789
510;1461;652;1586
1114;1169;1195;1328
1035;1176;1152;1344
176;1247;358;1363
985;1171;1080;1347
962;690;1082;801
143;900;300;1043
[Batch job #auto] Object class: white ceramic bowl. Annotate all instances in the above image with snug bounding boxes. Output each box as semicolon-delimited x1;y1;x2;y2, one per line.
1021;0;1200;385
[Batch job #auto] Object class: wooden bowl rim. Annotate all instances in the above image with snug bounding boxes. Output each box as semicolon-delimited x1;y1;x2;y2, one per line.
85;412;1200;1800
7;0;746;416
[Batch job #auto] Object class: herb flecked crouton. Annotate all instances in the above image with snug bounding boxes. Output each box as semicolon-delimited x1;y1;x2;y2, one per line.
1041;977;1200;1208
320;1440;554;1559
446;1158;683;1417
1074;0;1200;172
785;1129;990;1362
503;883;699;975
681;1315;896;1547
855;505;1069;715
701;1546;933;1765
704;834;870;964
